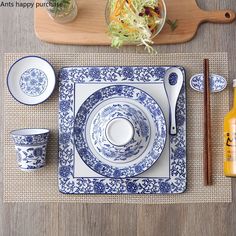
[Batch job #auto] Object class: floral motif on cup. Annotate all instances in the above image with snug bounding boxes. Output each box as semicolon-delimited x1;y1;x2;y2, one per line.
19;68;48;97
26;136;33;143
33;147;43;157
16;151;22;162
16;145;47;170
12;132;49;146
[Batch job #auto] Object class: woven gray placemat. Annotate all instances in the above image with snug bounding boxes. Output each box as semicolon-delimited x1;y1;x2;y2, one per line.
3;53;231;203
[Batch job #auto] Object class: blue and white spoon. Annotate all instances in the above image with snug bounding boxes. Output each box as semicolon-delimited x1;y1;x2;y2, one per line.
164;68;183;135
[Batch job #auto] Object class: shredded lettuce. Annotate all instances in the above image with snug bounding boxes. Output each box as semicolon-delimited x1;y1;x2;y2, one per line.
107;0;163;53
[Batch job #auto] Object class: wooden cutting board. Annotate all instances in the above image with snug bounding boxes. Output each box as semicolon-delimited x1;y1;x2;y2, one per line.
34;0;235;45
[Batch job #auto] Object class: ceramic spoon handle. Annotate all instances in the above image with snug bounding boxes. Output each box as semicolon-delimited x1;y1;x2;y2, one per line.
164;68;184;135
170;103;177;135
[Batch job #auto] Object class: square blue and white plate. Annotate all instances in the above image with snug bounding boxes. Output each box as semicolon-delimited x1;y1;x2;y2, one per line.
58;66;187;194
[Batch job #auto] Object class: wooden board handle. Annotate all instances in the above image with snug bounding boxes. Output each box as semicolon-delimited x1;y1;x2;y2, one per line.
201;10;235;24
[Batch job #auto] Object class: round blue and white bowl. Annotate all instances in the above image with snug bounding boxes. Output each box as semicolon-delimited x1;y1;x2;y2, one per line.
10;128;50;171
7;56;56;105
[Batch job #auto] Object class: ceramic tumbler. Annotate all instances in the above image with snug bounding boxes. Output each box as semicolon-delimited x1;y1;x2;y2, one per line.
11;128;50;171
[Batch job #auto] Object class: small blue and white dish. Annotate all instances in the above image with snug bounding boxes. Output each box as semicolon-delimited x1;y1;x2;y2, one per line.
11;128;50;171
90;102;151;163
190;73;227;93
74;85;167;178
7;56;56;105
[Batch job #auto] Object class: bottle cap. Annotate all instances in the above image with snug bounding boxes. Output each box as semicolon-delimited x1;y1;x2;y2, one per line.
233;79;236;87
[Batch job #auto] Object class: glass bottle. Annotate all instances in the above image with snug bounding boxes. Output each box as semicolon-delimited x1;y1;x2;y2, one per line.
224;79;236;176
44;0;78;24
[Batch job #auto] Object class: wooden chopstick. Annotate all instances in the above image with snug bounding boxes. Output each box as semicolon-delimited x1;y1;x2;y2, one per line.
203;59;212;186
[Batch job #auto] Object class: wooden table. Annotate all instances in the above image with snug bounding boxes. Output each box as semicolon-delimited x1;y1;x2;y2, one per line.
0;1;235;235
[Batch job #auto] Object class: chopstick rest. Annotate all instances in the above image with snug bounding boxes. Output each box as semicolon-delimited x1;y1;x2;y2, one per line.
190;73;227;93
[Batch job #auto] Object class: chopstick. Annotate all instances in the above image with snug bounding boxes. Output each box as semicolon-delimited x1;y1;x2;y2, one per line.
203;59;212;186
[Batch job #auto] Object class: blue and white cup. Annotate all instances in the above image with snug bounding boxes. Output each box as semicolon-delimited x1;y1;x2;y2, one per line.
10;128;50;171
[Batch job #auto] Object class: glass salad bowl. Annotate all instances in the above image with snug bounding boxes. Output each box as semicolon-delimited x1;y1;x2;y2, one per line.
105;0;167;52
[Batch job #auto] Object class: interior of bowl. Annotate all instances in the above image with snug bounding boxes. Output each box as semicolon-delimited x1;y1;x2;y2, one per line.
89;100;151;164
7;56;56;105
105;0;167;38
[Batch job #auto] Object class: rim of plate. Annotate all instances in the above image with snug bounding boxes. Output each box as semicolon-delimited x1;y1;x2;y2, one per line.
73;85;167;178
6;55;56;106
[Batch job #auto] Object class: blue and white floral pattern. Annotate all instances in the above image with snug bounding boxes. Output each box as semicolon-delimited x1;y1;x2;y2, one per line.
11;130;49;171
11;132;49;146
14;145;47;170
122;67;134;78
58;66;186;194
74;87;166;178
169;72;178;85
190;73;227;93
91;103;150;163
19;68;48;96
154;67;166;79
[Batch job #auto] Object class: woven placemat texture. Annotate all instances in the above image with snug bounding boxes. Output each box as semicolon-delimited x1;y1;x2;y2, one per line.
3;53;231;203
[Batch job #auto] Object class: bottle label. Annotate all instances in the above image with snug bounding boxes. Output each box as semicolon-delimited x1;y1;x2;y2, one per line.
224;132;236;161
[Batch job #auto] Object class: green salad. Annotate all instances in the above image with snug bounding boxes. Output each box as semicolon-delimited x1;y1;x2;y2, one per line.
107;0;164;53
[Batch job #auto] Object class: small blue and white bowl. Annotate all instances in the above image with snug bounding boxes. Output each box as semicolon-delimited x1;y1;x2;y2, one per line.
90;102;151;163
10;128;50;171
7;56;56;105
